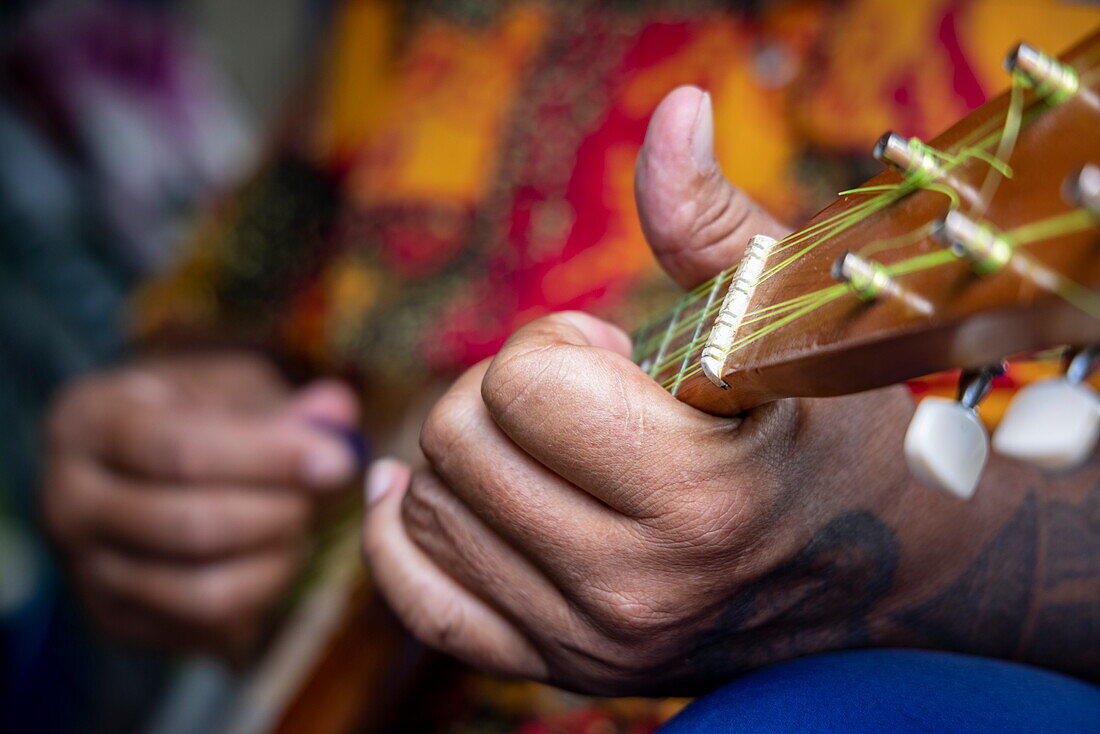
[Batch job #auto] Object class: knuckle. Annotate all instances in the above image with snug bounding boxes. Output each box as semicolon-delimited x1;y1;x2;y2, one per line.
159;431;207;482
419;394;482;472
583;583;681;641
166;502;220;556
41;462;95;547
189;571;240;624
482;341;568;424
46;370;133;450
400;473;446;540
418;403;460;468
403;586;467;652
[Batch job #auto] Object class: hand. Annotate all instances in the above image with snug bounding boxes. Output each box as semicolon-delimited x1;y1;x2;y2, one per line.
361;86;1041;694
43;352;361;658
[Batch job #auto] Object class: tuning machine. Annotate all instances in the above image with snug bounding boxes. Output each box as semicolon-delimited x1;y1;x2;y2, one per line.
873;132;944;184
993;348;1100;471
832;250;933;314
1005;42;1079;103
932;210;1014;274
905;364;1004;499
1064;163;1100;216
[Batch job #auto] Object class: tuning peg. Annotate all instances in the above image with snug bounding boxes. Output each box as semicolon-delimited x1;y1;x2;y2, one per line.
933;210;1013;275
1005;43;1079;103
992;348;1100;471
832;250;933;314
905;365;1004;499
873;131;944;185
1064;163;1100;216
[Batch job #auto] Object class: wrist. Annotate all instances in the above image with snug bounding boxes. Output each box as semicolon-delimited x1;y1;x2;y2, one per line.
869;458;1042;655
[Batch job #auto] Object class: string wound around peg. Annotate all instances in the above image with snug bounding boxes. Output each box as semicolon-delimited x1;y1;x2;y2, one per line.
873;132;943;186
832;250;932;314
832;250;891;301
934;210;1014;275
1005;42;1079;104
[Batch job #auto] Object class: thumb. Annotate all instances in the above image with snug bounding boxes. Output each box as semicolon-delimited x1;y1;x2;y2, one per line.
635;85;790;289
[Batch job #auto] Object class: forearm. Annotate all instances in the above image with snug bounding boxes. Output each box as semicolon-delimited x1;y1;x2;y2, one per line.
874;456;1100;681
672;394;1100;694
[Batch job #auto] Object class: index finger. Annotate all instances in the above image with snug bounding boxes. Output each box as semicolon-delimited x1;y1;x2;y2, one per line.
95;402;358;489
481;311;732;516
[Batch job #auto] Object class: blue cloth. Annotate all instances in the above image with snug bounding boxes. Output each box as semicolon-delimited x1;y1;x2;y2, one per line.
661;649;1100;734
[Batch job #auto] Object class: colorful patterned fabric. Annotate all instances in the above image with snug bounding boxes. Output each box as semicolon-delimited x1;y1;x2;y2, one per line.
0;1;255;729
133;1;1100;731
138;0;1100;389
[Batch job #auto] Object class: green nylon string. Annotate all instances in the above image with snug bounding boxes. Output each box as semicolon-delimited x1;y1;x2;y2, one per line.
643;189;907;379
650;287;834;379
1006;209;1097;244
1054;275;1100;321
657;205;1098;388
631;183;907;360
970;73;1025;218
642;66;1097;390
858;222;937;258
662;286;848;388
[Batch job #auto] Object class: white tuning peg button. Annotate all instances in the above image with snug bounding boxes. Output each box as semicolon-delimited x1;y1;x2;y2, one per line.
992;378;1100;471
905;397;989;499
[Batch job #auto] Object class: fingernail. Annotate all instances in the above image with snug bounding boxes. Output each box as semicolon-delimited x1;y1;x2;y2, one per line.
366;458;401;504
308;419;371;468
691;91;716;174
558;311;633;355
302;441;356;487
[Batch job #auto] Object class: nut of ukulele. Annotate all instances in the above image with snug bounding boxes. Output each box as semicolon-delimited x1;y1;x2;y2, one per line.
993;347;1100;471
700;234;778;389
905;365;1004;499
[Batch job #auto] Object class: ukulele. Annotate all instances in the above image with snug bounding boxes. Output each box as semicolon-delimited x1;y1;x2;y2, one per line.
631;32;1100;498
223;28;1100;734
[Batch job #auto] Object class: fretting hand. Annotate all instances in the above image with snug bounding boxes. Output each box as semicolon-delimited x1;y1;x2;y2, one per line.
43;352;360;658
361;86;1099;694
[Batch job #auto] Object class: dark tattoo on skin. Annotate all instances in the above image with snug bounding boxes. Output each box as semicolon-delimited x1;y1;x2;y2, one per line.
897;482;1100;681
1043;482;1100;587
680;476;1100;689
899;494;1038;659
686;512;899;682
1025;480;1100;679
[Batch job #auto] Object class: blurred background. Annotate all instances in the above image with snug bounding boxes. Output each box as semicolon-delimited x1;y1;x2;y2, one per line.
0;0;320;730
1;1;1098;733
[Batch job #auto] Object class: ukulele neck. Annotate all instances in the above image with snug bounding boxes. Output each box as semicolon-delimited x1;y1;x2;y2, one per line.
632;28;1100;416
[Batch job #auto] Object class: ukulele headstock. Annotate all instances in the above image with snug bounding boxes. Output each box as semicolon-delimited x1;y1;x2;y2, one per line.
634;31;1100;498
